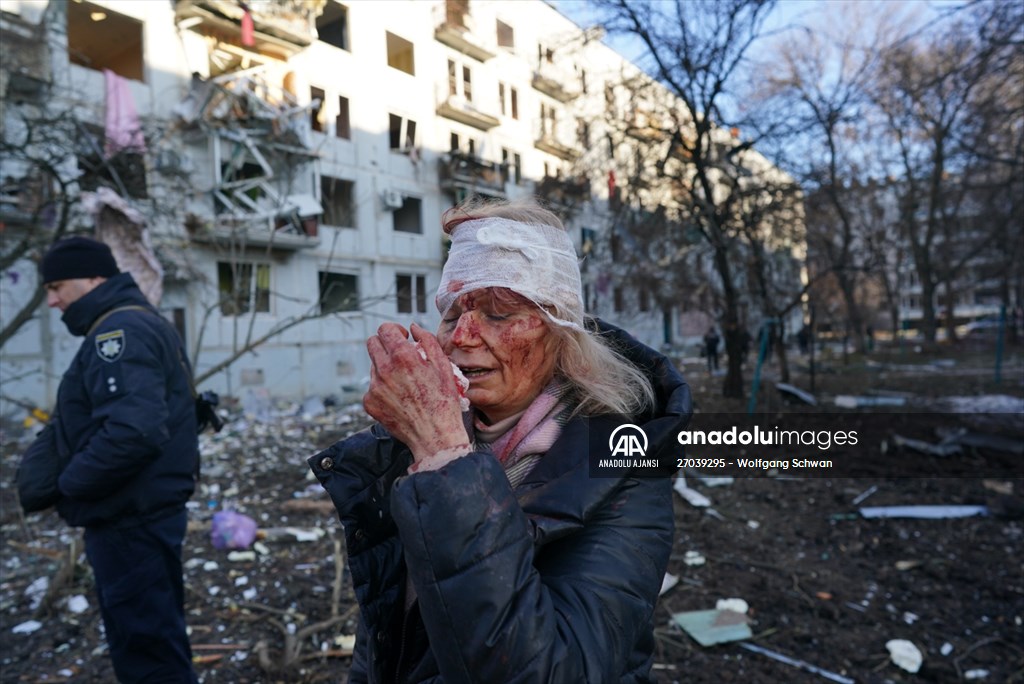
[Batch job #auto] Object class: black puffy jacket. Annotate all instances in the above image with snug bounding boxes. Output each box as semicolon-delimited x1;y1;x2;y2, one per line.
309;321;691;683
19;273;198;528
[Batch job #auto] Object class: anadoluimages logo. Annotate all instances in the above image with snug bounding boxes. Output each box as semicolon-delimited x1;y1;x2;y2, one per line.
608;424;648;457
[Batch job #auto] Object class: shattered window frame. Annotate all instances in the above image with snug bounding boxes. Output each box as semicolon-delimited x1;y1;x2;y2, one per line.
217;261;272;316
317;1;350;51
320;175;355;228
76;125;148;200
318;271;359;314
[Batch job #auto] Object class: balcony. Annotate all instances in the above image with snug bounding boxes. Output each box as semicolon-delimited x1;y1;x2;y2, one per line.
433;4;496;61
535;175;591;208
436;93;500;131
531;67;579;104
439;152;506;196
534;133;579;162
189;193;322;251
173;0;322;56
625;114;669;143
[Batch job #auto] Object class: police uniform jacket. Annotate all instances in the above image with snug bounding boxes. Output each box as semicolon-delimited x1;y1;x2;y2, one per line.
32;273;198;528
309;322;691;683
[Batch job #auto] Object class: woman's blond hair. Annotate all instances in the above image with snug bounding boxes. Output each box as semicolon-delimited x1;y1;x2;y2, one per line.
441;197;655;418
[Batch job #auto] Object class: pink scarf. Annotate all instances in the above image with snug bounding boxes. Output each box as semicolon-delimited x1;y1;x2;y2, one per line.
481;380;573;471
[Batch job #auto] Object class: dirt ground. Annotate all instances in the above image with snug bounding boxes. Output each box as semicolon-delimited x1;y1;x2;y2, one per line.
1;343;1022;683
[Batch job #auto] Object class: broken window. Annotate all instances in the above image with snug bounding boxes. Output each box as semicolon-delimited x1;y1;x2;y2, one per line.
77;125;148;199
393;196;422;234
215;161;268;215
320;176;355;227
310;86;326;132
497;19;514;49
336;96;351;139
68;0;144;82
396;273;428;314
317;1;349;51
218;262;271;316
386;31;415;75
388;114;417;150
319;272;359;313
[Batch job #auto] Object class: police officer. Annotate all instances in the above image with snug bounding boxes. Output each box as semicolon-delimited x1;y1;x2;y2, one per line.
19;236;199;683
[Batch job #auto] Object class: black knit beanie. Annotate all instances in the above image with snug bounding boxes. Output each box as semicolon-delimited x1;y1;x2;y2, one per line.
40;236;120;284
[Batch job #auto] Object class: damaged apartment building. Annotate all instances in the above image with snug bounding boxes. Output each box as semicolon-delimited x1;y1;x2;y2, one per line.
0;0;804;413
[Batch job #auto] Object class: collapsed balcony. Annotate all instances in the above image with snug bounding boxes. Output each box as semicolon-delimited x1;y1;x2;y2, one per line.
173;0;324;57
535;174;590;208
175;67;322;249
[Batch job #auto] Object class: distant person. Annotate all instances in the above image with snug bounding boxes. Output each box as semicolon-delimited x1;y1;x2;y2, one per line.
309;197;691;682
704;326;721;372
797;325;811;355
17;237;199;684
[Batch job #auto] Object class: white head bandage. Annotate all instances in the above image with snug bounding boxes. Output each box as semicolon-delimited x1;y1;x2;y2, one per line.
436;217;585;330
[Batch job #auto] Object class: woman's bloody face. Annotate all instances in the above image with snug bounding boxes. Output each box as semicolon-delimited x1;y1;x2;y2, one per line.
437;288;558;424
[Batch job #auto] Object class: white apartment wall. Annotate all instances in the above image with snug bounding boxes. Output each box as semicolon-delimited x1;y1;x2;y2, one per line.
2;0;800;416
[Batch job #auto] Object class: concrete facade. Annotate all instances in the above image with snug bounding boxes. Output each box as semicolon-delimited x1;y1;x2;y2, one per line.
0;0;802;416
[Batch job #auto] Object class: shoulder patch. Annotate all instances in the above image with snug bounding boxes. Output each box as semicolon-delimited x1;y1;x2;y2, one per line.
95;329;126;362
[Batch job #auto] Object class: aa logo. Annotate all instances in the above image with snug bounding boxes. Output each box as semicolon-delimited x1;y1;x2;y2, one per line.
609;424;648;458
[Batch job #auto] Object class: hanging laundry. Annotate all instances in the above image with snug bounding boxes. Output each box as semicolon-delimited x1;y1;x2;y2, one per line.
103;69;146;158
240;3;255;47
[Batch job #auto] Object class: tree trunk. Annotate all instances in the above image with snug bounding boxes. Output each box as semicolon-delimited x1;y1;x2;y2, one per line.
717;261;745;398
834;269;866;353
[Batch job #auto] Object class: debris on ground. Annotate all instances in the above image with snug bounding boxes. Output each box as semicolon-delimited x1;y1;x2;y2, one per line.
738;642;855;684
834;395;907;408
671;607;752;646
859;504;989;519
2;367;1022;682
775;382;817;406
673;475;711;507
935;426;1024;455
886;638;924;673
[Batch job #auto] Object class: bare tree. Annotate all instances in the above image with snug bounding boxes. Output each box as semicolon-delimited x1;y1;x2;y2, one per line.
756;1;912;353
0;107;78;348
593;0;787;398
870;1;1017;344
